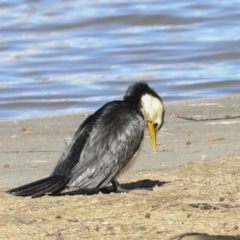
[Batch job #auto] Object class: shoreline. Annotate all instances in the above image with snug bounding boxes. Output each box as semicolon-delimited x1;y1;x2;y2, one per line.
1;93;240;122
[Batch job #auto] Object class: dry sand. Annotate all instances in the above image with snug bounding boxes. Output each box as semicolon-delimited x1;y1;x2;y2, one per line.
1;155;240;240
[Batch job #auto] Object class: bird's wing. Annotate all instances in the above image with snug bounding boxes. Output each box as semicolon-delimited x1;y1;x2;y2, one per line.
50;109;106;176
7;112;102;198
69;102;145;189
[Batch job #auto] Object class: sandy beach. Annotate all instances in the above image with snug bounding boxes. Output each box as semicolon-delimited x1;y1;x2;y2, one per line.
1;95;240;239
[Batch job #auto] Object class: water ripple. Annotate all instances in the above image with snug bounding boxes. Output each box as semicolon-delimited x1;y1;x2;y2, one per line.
1;0;240;119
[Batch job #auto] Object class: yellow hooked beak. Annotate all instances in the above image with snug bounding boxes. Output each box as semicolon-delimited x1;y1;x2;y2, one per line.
147;121;156;150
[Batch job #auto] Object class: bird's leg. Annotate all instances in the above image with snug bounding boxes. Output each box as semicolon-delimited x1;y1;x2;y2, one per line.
100;179;154;194
111;179;130;193
99;180;130;194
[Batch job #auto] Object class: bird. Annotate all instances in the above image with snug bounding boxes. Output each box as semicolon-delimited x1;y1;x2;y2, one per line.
7;81;165;198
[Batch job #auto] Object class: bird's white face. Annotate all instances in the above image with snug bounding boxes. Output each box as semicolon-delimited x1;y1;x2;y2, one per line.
141;94;164;150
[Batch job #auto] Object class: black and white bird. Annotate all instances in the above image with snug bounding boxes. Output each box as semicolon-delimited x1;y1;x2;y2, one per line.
7;82;165;197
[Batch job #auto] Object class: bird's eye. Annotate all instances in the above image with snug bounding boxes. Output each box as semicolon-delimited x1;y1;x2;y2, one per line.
153;123;158;129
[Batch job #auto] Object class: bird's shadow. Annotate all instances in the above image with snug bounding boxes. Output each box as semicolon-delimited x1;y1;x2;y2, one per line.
120;179;168;190
58;179;169;196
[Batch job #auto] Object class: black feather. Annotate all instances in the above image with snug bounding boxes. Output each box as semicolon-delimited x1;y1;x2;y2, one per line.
7;175;69;197
124;81;163;104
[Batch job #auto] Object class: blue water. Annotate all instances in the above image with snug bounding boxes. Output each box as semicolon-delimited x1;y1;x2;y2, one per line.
1;0;240;120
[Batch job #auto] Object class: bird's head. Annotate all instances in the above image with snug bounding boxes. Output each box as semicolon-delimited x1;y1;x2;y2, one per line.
124;82;165;150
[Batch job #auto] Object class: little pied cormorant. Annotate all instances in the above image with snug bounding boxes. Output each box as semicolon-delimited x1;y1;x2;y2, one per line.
7;82;165;197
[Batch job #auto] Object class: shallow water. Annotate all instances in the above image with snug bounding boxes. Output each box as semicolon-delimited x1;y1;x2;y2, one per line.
1;0;240;120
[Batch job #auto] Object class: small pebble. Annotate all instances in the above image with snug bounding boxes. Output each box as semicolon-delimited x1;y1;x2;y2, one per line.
145;213;150;218
101;221;109;225
219;196;225;201
233;225;238;230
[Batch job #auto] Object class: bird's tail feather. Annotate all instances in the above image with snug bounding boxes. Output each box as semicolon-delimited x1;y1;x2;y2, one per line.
7;175;69;198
